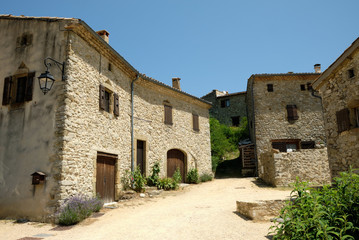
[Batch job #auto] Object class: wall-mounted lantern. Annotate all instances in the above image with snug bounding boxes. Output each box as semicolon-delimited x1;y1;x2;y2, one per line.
37;57;65;95
31;171;46;185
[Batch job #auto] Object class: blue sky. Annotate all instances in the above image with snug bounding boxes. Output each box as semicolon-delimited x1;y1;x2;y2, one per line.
2;1;359;97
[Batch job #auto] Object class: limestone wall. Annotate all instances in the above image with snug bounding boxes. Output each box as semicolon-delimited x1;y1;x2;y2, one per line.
202;90;247;126
260;148;330;186
247;74;326;179
317;49;359;177
0;17;71;221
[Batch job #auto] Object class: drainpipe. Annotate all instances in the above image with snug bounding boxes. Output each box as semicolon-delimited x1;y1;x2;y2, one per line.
131;74;140;173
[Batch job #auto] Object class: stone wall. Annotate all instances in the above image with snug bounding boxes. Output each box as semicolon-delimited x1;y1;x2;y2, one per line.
316;48;359;178
236;200;287;221
0;17;71;221
260;148;330;186
202;90;247;126
246;74;327;179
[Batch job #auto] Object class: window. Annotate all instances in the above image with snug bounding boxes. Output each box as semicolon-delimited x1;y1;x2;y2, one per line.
2;72;34;106
164;105;173;125
355;107;359;128
231;116;240;126
301;141;315;149
272;139;300;152
99;84;119;115
300;84;306;91
193;114;199;131
307;82;313;91
336;108;350;133
220;99;230;108
108;63;112;71
348;69;355;78
286;105;299;121
267;84;273;92
137;140;146;176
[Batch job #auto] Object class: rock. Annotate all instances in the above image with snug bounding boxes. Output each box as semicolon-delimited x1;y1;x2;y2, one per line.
139;193;146;198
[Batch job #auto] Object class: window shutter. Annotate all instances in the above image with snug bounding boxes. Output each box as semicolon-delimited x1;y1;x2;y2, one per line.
113;93;119;116
193;114;199;131
336;108;350;133
164;105;172;124
2;76;12;105
221;100;225;108
99;85;105;110
25;72;35;101
287;105;298;120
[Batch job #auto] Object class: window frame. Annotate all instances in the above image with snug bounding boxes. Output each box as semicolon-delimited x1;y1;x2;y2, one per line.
272;139;300;152
336;108;350;133
267;84;273;92
164;104;173;125
2;72;34;106
286;105;299;121
192;113;199;131
220;99;230;108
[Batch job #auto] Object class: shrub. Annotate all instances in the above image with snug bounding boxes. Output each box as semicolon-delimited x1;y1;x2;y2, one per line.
271;169;359;240
186;168;199;184
172;167;182;184
121;169;132;190
147;161;160;187
132;166;146;192
57;195;103;226
157;178;177;191
200;173;213;182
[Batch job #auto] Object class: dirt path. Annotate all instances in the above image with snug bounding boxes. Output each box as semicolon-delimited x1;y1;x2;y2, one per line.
0;178;291;240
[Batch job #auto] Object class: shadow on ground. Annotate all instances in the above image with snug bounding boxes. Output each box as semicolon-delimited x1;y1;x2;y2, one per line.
215;157;243;179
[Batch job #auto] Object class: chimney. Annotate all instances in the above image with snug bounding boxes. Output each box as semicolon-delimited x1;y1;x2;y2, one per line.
314;64;321;73
96;30;110;44
172;78;181;90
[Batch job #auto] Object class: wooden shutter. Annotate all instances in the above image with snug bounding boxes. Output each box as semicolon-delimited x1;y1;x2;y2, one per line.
2;76;12;105
113;93;119;116
164;105;172;124
336;108;350;133
287;105;298;120
99;85;106;110
25;72;35;101
193;114;199;131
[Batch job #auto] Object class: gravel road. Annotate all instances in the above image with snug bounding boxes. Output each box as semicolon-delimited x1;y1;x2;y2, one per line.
0;178;291;240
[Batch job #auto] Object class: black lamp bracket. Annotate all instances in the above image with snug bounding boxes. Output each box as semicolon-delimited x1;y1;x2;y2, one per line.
44;57;65;81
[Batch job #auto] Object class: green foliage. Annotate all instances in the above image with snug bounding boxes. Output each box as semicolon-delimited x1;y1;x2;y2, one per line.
209;117;249;171
186;168;200;184
157;168;182;191
147;161;160;187
200;173;213;182
172;167;182;184
271;169;359;240
132;166;147;192
157;178;178;190
121;169;132;190
57;195;103;226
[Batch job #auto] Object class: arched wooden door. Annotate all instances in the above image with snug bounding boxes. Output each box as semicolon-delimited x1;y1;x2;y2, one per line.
167;149;186;182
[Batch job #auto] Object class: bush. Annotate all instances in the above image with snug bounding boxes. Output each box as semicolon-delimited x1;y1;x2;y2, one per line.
173;167;182;184
186;168;199;184
271;169;359;240
121;169;132;190
157;178;177;190
132;166;146;192
57;195;103;226
147;162;160;187
200;173;213;182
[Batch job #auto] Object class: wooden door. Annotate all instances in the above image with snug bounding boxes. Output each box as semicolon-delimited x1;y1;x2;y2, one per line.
137;140;145;175
96;155;116;203
167;149;185;182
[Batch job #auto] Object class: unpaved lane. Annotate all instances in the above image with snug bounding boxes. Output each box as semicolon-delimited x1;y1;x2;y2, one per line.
0;178;291;240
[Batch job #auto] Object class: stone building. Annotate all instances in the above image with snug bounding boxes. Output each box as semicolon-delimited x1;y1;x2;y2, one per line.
246;68;331;186
0;15;212;221
313;37;359;178
201;90;247;126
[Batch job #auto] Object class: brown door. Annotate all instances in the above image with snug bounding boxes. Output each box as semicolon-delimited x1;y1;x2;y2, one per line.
167;149;185;182
96;155;116;203
137;140;145;175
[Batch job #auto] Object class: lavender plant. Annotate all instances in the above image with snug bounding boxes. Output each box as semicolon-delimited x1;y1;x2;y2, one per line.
57;194;103;226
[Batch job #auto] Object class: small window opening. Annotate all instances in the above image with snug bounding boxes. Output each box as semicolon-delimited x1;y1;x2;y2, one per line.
221;99;230;108
300;84;306;91
267;84;273;92
108;63;112;71
272;139;300;152
348;69;355;78
301;141;315;149
307;82;313;91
